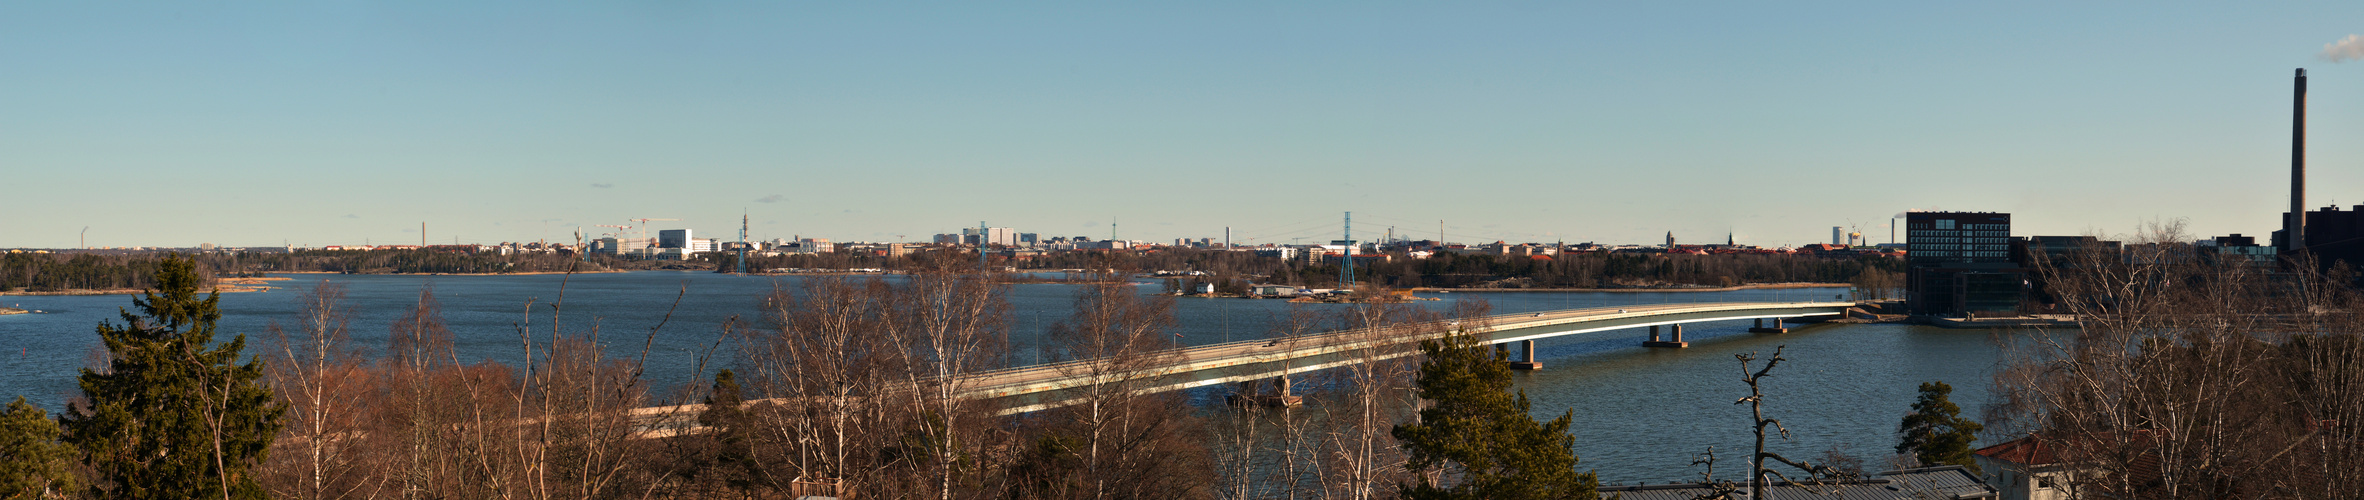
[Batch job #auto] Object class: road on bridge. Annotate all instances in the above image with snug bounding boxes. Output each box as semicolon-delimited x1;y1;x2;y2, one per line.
627;300;1857;436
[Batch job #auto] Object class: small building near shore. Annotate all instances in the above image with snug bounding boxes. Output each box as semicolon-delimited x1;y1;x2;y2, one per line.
1248;284;1302;298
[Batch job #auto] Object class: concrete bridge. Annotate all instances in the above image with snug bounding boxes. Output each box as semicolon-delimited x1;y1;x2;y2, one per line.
962;301;1857;414
629;300;1856;436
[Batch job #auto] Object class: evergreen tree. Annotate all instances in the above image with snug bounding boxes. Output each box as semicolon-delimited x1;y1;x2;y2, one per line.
1896;381;1983;473
0;396;77;498
62;254;283;499
1393;332;1598;499
694;369;757;492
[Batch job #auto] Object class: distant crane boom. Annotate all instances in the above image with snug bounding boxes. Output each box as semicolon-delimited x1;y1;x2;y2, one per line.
626;218;678;259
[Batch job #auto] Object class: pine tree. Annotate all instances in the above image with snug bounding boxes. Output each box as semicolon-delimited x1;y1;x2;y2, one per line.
0;396;77;497
1393;331;1598;499
695;369;758;493
1896;381;1983;473
62;254;283;499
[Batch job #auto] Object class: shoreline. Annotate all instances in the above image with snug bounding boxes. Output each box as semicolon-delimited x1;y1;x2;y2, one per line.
1411;282;1848;293
270;270;625;276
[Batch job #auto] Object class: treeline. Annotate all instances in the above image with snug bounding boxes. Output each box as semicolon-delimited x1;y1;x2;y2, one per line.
1;250;645;292
1329;251;1906;289
0;255;1610;499
1013;247;1904;290
0;252;173;292
229;249;621;275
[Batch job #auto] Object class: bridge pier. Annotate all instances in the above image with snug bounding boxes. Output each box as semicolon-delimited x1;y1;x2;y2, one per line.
1506;339;1543;370
1643;324;1689;348
1227;373;1303;408
1749;317;1789;334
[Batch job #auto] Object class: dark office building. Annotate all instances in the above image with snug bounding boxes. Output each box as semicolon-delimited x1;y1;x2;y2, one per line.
2010;235;2121;310
2276;205;2364;276
2202;233;2277;268
1905;212;2022;316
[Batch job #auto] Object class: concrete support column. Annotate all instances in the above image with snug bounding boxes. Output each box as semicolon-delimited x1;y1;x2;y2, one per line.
1508;339;1544;370
1644;323;1689;348
1276;373;1292;398
1751;316;1789;334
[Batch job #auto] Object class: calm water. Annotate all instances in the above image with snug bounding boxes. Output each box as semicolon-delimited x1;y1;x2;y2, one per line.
0;272;1999;483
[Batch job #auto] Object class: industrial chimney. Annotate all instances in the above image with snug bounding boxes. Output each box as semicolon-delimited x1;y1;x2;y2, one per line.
2290;68;2308;253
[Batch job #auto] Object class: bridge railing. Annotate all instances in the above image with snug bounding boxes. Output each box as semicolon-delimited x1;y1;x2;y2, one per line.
624;300;1857;435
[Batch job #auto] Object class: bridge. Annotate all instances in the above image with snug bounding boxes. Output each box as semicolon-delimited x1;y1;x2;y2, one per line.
962;300;1856;414
628;300;1856;436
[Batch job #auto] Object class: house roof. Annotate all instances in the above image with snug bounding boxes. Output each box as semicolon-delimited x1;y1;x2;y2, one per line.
1600;465;1996;500
1974;435;2059;466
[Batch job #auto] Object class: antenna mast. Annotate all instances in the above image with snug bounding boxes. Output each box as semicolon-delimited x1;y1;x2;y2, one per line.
1339;212;1355;288
737;211;750;274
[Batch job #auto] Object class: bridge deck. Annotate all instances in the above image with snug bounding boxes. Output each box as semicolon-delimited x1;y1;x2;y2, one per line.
965;301;1854;414
629;301;1855;435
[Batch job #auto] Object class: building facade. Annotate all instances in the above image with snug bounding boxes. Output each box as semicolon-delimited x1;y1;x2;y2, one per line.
1906;212;2022;316
658;229;693;249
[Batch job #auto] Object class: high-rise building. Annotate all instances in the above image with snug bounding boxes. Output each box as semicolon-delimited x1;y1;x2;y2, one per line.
960;227;1019;246
658;229;693;249
1905;212;2020;316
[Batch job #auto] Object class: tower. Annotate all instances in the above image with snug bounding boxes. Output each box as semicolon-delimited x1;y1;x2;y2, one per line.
736;212;749;274
1666;231;1675;248
1339;212;1354;288
2290;68;2309;253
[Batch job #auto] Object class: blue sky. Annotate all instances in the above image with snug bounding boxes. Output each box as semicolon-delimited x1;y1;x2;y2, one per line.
7;2;2364;248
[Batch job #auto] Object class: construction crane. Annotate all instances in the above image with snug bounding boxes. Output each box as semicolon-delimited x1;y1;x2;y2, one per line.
626;218;677;259
594;224;633;253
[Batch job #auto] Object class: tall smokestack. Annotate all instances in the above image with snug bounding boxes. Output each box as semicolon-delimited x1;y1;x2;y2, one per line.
2291;68;2308;252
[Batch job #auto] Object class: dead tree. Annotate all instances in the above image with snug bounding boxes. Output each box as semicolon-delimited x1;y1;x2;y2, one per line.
1733;346;1838;499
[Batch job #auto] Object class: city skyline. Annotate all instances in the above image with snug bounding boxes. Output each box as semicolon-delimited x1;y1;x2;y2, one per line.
9;2;2364;248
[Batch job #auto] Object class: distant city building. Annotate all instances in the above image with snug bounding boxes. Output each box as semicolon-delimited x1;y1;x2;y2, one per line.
591;237;656;255
959;227;1018;246
1905;212;2020;316
658;229;693;249
2201;233;2277;267
2280;204;2364;275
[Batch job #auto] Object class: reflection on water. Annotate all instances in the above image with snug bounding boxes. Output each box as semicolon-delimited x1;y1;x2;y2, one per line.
0;273;1999;483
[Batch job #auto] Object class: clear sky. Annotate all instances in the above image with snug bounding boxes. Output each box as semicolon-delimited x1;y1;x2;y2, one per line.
7;2;2364;249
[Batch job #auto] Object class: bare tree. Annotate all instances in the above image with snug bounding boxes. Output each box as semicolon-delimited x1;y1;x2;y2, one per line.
1732;346;1838;499
1036;277;1209;499
744;276;903;496
263;280;377;500
1989;220;2364;498
1310;300;1444;499
884;265;1010;499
